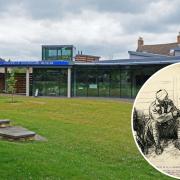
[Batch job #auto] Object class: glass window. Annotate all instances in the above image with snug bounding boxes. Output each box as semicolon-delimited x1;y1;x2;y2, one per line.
111;69;120;81
57;49;62;56
131;68;143;98
110;81;120;97
110;69;120;97
98;69;110;97
62;48;71;56
75;69;87;96
87;69;98;96
42;46;73;60
120;70;132;98
131;65;164;98
61;48;72;60
48;49;57;57
59;69;67;96
33;68;67;97
45;81;60;96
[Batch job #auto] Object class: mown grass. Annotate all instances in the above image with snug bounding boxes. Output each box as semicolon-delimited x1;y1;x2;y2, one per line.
0;96;172;179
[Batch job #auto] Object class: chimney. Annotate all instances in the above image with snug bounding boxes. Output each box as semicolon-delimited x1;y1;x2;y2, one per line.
177;32;180;44
138;37;144;48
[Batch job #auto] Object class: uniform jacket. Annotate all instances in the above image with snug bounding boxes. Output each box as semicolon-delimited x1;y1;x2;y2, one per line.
149;99;177;123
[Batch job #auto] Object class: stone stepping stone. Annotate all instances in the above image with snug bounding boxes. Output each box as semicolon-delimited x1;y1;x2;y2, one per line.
0;126;36;140
0;119;11;128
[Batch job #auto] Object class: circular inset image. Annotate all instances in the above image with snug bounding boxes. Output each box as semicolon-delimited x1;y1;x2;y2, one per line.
132;63;180;179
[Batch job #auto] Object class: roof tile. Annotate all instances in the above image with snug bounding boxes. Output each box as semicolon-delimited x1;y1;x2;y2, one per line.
137;42;178;55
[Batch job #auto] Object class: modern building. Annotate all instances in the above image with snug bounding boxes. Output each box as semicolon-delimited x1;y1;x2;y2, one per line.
42;45;75;61
0;33;180;99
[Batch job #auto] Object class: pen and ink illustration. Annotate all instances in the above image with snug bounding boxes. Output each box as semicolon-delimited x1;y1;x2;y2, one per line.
132;63;180;178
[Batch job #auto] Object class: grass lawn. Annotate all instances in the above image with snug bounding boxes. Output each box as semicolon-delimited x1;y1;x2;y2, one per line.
0;96;172;179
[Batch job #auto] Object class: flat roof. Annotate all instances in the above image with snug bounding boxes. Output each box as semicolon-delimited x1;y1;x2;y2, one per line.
74;56;180;66
42;45;74;48
0;56;180;68
128;51;169;58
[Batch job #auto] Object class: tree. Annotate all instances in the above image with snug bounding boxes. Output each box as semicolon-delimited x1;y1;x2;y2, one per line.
6;71;17;103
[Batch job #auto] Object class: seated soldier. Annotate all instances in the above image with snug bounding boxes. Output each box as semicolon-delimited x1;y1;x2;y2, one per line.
147;89;180;155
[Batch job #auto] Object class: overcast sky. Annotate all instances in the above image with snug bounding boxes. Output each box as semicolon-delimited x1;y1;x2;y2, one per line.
0;0;180;60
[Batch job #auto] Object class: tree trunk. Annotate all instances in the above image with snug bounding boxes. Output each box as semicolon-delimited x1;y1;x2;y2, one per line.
12;92;14;103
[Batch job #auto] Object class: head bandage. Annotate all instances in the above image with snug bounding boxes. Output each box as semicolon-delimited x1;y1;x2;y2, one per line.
156;89;168;101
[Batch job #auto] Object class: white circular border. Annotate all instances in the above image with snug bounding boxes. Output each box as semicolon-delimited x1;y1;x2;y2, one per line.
131;62;180;179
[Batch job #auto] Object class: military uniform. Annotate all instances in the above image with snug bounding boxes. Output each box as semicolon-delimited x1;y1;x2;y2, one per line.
146;89;180;154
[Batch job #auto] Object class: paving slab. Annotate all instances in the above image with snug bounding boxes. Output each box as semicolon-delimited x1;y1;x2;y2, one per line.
0;119;10;124
0;126;36;140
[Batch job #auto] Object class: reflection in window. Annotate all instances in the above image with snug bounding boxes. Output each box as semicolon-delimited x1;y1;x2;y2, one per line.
62;48;71;56
48;49;57;57
33;68;67;96
98;70;110;97
87;69;98;96
121;70;131;98
76;69;87;96
61;48;72;60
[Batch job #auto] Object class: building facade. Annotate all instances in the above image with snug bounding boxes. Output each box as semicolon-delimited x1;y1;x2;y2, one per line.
0;57;178;98
1;33;180;98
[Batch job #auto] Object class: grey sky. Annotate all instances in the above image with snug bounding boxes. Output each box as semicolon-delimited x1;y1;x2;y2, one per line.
0;0;179;60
